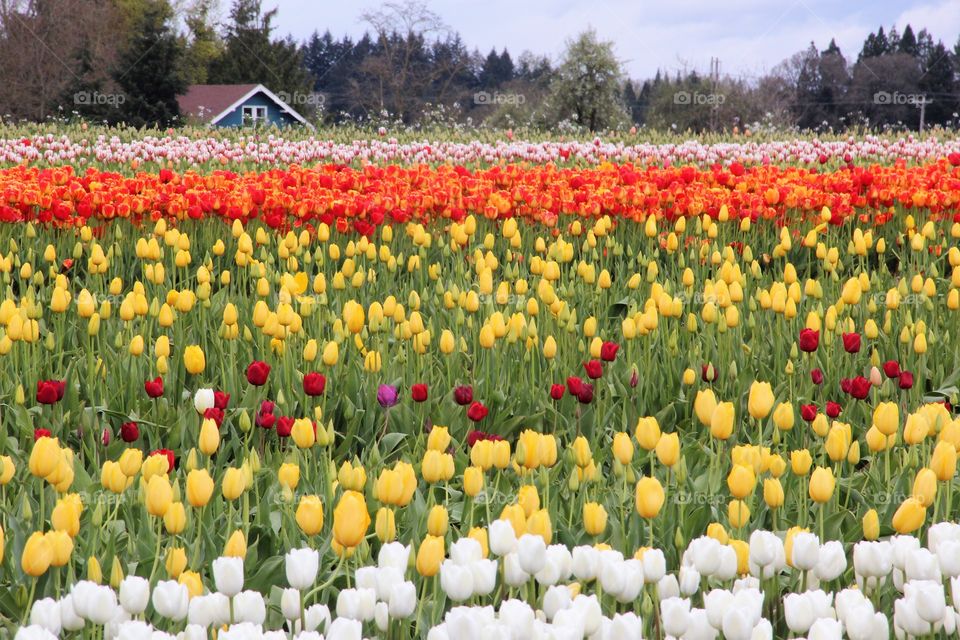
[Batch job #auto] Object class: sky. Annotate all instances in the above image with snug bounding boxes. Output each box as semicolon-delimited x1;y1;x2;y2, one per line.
267;0;960;80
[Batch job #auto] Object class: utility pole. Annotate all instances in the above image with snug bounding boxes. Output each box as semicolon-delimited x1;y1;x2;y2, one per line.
916;95;931;134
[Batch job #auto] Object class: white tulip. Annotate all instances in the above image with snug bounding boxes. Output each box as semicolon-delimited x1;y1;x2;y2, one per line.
280;588;301;622
661;597;691;638
58;594;84;632
193;388;215;413
517;534;546;575
571;545;599;581
388;581;417;619
641;547;666;583
704;589;733;629
470;559;497;596
488;520;517;556
814;540;846;581
543;585;571;621
791;532;820;571
152;581;189;622
285;548;319;590
212;557;244;597
14;626;58;640
232;591;266;625
440;560;475;602
119;576;150;615
378;542;412;573
449;538;483;565
498;599;535;639
503;552;530;587
29;598;61;636
115;620;153;640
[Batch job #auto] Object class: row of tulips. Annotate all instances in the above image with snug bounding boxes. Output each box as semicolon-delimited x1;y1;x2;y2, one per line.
4;159;960;230
17;525;960;640
3;130;960;169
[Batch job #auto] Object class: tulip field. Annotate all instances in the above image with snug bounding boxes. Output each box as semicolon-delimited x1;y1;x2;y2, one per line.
5;127;960;640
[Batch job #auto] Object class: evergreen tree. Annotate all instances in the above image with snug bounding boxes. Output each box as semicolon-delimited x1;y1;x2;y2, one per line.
899;25;918;57
114;0;185;127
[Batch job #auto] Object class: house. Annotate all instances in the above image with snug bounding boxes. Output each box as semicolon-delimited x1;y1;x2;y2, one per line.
177;84;313;128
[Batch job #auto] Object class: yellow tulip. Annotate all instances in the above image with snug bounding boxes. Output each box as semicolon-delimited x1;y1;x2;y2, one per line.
727;500;750;528
635;417;661;451
198;418;220;456
912;468;938;507
183;345;205;375
612;432;634;465
376;507;397;542
427;505;449;536
655;433;680;467
763;478;784;509
772;402;794;431
790;449;812;476
0;455;14;484
727;464;756;499
333;490;370;548
21;532;52;577
527;509;553;544
748;381;774;420
931;440;957;481
710;402;735;440
857;509;880;543
416;535;445;577
30;437;60;478
296;495;325;536
694;389;717;426
223;530;247;558
185;469;214;508
163;502;187;534
463;466;484;497
145;475;173;517
291;418;316;449
583;502;607;536
873;402;900;436
278;463;300;490
892;497;926;534
635;476;665;518
809;467;835;503
221;468;246;501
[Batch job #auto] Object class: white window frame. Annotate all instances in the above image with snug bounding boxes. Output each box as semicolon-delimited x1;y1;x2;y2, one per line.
242;105;268;126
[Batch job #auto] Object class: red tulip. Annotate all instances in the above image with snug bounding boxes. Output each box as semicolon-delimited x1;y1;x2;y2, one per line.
883;360;901;378
849;376;871;400
246;360;271;386
842;333;861;354
466;401;489;422
799;329;819;352
34;428;52;440
550;384;565;400
411;383;428;403
600;342;619;362
811;369;824;385
899;371;914;389
466;430;503;447
826;401;842;418
276;416;294;438
120;421;139;443
203;407;224;428
303;372;326;396
256;400;276;429
214;391;230;410
453;385;473;406
566;376;584;397
144;376;164;398
800;404;818;422
37;379;65;405
584;360;603;379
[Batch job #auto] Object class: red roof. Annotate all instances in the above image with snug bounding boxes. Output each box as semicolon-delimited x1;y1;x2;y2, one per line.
177;84;259;121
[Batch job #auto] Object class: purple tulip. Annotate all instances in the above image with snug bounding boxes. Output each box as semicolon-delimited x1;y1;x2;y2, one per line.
377;384;399;408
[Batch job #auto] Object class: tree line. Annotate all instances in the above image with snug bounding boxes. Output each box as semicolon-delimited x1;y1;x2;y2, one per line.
0;0;957;132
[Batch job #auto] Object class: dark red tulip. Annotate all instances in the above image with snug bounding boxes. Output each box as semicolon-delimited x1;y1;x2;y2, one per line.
246;361;271;386
840;378;852;394
826;401;842;418
811;369;824;385
800;404;818;422
466;401;489;422
453;385;473;406
842;333;861;354
276;416;294;438
600;342;619;362
799;329;819;353
214;391;230;410
849;376;871;400
34;428;52;440
411;383;428;403
576;382;594;404
303;372;326;396
256;400;276;429
584;360;603;379
466;430;503;447
144;376;164;398
37;379;65;405
550;384;565;400
883;361;901;378
899;371;914;389
629;367;639;388
120;421;139;442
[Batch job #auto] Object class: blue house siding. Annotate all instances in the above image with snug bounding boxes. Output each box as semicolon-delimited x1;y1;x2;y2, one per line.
214;91;301;128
